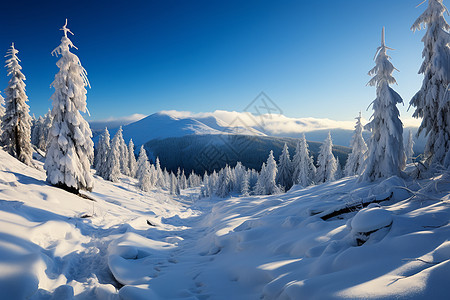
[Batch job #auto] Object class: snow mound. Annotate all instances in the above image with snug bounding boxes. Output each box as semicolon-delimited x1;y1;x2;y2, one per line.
350;204;393;233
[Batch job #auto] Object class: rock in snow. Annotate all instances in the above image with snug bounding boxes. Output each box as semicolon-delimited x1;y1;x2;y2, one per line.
351;204;393;233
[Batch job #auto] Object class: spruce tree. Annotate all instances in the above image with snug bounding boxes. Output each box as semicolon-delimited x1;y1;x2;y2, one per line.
241;171;250;196
0;93;4;134
1;43;33;165
344;112;368;176
95;127;110;179
105;129;121;182
45;20;94;192
277;143;293;191
128;139;137;178
316;132;338;183
410;0;450;168
293;134;316;187
362;28;406;181
405;130;415;164
137;145;152;191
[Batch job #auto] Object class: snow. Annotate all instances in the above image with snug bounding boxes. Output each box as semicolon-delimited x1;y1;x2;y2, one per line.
0;148;450;299
350;205;392;233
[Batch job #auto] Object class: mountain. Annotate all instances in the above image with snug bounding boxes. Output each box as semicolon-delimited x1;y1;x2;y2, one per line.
94;111;266;147
92;110;424;152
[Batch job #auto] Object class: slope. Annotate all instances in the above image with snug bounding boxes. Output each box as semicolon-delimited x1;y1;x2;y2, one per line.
0;148;449;299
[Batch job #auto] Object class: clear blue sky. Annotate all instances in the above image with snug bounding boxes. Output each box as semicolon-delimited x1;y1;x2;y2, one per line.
0;0;431;122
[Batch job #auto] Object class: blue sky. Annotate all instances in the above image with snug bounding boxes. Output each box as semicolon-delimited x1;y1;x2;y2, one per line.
0;0;432;122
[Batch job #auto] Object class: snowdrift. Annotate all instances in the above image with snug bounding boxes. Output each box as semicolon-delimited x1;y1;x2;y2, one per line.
0;148;449;299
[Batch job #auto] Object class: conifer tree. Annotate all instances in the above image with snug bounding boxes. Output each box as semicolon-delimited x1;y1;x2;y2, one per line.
241;171;250;196
128;139;137;178
316;132;338;183
105;129;121;182
137;145;152;191
0;93;4;134
254;163;267;195
293;134;316;187
44;20;94;192
277;143;293;190
95;127;110;179
155;157;165;188
31;116;44;147
362;28;406;181
38;110;53;152
410;0;450;168
114;126;130;176
344;112;368;176
1;43;33;165
405;130;415;164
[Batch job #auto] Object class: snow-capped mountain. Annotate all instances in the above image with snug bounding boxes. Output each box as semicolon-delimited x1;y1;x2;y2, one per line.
99;111;266;147
93;110;424;153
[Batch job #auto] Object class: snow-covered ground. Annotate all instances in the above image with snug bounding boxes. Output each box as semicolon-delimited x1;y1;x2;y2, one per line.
0;149;449;299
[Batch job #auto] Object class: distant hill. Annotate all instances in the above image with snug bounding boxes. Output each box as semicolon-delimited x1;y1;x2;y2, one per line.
143;134;351;174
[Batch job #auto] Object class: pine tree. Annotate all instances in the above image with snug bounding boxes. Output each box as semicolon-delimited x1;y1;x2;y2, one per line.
410;0;450;168
128;139;137;178
255;151;282;195
344;112;368;176
95;127;110;179
44;20;94;192
114;126;130;176
292;134;316;187
0;93;4;135
254;162;267;195
31;116;44;147
405;130;415;164
316;132;338;183
294;134;316;187
39;110;53;151
155;157;165;188
1;43;33;165
137;145;152;191
105;129;121;182
241;171;250;196
169;173;179;195
362;28;406;181
277;143;293;191
335;157;343;180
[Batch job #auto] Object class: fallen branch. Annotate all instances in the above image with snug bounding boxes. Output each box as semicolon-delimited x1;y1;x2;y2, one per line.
319;192;393;221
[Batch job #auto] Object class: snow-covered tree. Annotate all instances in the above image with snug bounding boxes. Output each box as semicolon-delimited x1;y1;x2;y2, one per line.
0;93;4;134
169;173;179;195
113;126;130;176
255;151;282;195
241;171;250;196
1;43;33;165
216;165;233;197
362;28;406;181
95;127;110;179
410;0;450;168
105;128;121;182
128;139;137;178
31;116;44;147
155;157;165;188
276;143;293;190
137;145;152;191
405;129;415;164
293;134;316;187
316;132;338;183
344;112;368;176
44;20;94;192
38;110;53;151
